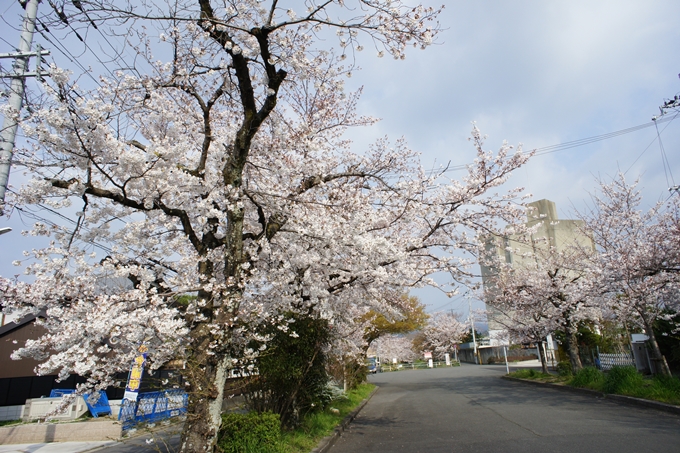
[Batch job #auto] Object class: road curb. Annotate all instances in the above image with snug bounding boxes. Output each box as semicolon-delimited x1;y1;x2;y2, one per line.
502;376;680;416
311;386;379;453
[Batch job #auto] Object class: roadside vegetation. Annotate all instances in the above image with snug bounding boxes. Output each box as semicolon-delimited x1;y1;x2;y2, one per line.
508;366;680;405
0;420;21;427
218;383;375;453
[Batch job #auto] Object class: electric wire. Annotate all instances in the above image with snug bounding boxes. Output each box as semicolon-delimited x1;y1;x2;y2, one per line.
655;115;675;187
624;113;678;177
428;292;466;313
12;204;115;255
1;2;16;19
35;27;101;87
432;113;680;176
0;36;17;49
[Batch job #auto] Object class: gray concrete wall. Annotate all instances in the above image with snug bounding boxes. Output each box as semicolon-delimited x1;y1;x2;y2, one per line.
0;419;122;445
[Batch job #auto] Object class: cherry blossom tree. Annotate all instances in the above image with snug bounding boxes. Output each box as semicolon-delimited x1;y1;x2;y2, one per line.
646;193;680;289
482;239;601;374
578;175;679;376
418;311;467;359
326;304;373;391
0;1;534;451
371;333;416;364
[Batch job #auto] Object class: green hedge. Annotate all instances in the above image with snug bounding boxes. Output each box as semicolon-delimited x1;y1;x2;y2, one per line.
218;412;281;453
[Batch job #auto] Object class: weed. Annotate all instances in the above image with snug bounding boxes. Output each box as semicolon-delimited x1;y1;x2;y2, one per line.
602;366;643;394
570;366;605;390
0;420;20;427
509;369;552;380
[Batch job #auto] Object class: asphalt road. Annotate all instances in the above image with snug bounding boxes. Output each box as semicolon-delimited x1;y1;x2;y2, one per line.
92;424;181;453
330;363;680;453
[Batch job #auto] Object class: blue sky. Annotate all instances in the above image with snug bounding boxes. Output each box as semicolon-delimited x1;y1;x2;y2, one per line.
1;0;679;320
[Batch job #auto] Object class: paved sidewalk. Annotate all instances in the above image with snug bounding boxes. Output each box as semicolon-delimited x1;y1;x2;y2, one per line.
0;441;115;453
0;418;183;452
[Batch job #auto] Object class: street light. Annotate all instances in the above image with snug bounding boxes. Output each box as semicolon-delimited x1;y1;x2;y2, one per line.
0;227;11;235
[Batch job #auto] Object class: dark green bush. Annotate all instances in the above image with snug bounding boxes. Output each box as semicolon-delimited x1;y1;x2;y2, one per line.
511;368;546;379
570;366;605;389
347;360;369;389
556;361;573;376
603;366;643;394
218;412;281;453
245;312;332;428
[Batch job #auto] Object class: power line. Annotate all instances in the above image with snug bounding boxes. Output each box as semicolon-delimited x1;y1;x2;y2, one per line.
35;26;101;87
624;114;678;177
428;292;466;313
428;113;680;176
654;119;674;188
12;204;114;255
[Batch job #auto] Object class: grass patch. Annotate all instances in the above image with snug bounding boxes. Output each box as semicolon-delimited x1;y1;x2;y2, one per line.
596;367;680;405
508;369;554;380
566;365;680;405
281;383;375;453
570;366;606;390
0;420;21;427
512;364;680;406
601;365;643;394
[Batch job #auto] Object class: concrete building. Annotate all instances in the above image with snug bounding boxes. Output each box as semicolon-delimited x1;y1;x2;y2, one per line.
480;199;595;348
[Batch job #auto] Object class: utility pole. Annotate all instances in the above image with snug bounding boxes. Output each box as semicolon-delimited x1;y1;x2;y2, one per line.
0;0;48;211
468;295;478;364
652;95;680;121
652;88;680;194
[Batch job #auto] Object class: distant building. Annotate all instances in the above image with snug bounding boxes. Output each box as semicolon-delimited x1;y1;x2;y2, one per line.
480;199;595;341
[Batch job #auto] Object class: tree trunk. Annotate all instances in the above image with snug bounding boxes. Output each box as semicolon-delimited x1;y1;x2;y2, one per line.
641;312;671;377
180;338;232;453
565;329;583;374
539;341;549;374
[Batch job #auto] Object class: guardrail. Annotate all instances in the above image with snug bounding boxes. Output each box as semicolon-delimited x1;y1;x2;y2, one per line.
379;361;461;372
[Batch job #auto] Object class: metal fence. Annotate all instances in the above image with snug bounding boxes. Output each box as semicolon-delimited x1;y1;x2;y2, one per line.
380;361;460;372
597;353;635;371
49;389;112;418
119;389;188;431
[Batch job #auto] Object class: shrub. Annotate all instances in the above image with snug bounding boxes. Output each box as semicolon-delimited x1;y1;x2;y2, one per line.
512;369;541;379
318;381;347;406
344;360;369;390
570;366;605;389
602;366;643;394
556;361;573;377
218;412;281;453
245;312;332;428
